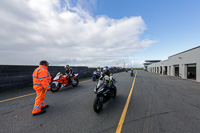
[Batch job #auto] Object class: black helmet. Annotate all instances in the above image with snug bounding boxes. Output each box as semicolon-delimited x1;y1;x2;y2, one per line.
65;65;70;70
40;60;49;66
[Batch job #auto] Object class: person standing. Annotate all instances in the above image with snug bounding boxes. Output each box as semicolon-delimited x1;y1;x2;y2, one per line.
32;60;51;116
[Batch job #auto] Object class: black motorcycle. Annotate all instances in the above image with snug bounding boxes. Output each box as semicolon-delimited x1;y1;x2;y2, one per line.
130;69;134;77
93;76;117;113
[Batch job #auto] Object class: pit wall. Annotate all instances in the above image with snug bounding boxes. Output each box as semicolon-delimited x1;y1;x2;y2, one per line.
0;65;125;91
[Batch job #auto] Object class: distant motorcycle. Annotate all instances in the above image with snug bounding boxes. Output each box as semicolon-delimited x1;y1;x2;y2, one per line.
51;72;79;92
130;69;134;77
93;71;101;81
93;76;117;113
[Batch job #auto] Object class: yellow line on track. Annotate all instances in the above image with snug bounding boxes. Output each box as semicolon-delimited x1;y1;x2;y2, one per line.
0;93;36;103
0;79;92;103
115;72;137;133
79;79;92;83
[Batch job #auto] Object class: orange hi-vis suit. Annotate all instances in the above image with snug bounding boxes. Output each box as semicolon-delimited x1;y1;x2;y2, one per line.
32;65;51;114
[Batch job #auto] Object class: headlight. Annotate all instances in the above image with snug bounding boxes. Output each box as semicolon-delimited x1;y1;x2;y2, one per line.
94;87;97;93
97;88;104;93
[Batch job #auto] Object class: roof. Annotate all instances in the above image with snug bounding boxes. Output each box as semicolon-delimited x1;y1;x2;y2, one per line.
143;63;151;65
145;60;161;63
169;46;200;58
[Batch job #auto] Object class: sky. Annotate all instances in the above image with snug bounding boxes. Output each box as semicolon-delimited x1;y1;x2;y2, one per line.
0;0;200;68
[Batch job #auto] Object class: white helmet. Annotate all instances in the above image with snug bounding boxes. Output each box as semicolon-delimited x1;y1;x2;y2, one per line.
103;66;109;71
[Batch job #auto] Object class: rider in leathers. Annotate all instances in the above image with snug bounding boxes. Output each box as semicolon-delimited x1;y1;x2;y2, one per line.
100;66;114;89
97;67;101;73
65;65;74;84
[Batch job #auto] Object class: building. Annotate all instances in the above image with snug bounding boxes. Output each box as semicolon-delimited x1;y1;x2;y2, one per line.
147;46;200;82
143;60;161;71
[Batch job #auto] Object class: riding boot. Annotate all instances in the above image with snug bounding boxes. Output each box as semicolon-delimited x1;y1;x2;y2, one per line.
68;78;72;84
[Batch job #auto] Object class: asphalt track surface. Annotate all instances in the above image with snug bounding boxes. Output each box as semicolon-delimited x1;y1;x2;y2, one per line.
0;71;200;133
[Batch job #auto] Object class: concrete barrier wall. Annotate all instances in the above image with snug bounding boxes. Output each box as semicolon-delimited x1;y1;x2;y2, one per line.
0;65;125;91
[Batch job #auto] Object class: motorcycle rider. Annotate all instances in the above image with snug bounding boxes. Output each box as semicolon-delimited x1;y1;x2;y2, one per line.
65;65;74;84
130;68;134;76
100;66;114;89
97;67;101;73
96;67;101;77
100;66;111;79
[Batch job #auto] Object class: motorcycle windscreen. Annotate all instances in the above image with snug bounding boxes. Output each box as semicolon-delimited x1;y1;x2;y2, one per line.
97;80;105;93
54;72;62;80
54;75;60;80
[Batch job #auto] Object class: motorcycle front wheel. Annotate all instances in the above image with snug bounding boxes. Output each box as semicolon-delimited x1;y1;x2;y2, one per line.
93;77;96;81
112;87;117;98
72;79;79;87
51;83;61;92
93;96;103;113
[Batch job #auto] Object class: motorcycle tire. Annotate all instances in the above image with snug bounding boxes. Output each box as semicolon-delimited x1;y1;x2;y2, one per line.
112;87;117;98
93;96;103;113
93;77;96;81
51;83;61;92
72;79;79;87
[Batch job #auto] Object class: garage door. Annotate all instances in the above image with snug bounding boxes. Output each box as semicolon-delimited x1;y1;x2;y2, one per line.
187;64;196;80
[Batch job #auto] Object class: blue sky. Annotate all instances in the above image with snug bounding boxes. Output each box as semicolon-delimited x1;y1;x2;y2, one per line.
0;0;199;67
94;0;200;61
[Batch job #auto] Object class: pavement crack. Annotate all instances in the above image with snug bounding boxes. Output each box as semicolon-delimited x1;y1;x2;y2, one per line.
1;110;14;116
188;103;200;110
19;103;33;109
97;125;117;133
123;111;170;125
9;103;19;106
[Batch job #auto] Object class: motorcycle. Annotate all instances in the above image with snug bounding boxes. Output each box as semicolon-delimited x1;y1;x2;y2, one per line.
130;69;134;77
51;72;79;92
93;75;117;113
93;71;101;81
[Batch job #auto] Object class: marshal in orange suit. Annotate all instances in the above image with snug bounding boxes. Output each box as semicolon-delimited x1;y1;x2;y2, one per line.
32;60;51;116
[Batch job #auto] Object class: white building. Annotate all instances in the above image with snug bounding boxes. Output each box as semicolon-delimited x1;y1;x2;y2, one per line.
147;46;200;82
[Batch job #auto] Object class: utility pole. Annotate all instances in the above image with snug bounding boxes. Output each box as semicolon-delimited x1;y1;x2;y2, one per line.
124;62;125;68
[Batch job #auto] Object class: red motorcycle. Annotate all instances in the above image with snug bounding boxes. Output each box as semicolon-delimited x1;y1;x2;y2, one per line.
51;72;79;92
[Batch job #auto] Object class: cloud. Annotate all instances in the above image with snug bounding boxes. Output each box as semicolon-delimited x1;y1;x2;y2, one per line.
0;0;155;67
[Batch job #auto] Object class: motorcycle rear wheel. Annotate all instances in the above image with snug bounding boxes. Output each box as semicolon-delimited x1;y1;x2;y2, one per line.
93;96;103;113
51;83;61;92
